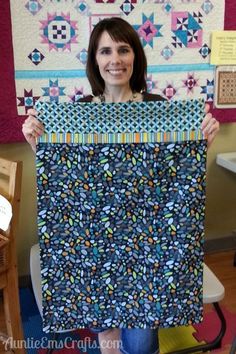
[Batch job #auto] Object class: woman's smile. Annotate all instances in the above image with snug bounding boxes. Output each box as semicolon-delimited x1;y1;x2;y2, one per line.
106;68;127;76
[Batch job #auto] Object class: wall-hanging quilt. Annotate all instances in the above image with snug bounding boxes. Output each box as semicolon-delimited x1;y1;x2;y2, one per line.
0;1;25;143
36;99;207;333
8;0;234;124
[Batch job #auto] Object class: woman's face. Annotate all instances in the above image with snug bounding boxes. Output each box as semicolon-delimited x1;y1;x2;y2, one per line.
95;31;135;91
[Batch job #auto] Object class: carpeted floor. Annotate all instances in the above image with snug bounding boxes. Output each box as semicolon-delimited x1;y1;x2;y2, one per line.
194;307;236;353
20;287;235;354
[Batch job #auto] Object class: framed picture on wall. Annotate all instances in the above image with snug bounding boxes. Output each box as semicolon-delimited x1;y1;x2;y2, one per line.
214;66;236;108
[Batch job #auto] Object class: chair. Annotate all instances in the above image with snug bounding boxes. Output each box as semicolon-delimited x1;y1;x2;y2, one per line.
0;157;25;354
30;243;226;354
165;263;226;354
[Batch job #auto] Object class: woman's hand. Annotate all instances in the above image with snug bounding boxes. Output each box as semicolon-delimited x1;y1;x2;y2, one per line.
22;109;44;153
201;104;220;147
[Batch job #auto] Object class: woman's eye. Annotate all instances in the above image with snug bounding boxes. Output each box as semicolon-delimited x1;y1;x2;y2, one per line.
120;48;129;54
100;49;111;55
99;47;130;55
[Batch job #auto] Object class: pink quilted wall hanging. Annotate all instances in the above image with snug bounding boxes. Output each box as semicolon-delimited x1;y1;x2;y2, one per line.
0;0;235;143
0;1;25;143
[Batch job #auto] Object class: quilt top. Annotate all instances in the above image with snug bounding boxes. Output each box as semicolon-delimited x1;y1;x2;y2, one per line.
36;99;207;333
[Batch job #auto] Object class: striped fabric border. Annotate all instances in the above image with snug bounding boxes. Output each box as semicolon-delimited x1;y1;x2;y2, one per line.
37;130;204;144
36;99;206;144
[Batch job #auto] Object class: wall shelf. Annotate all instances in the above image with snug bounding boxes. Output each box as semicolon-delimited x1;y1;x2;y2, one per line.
216;152;236;174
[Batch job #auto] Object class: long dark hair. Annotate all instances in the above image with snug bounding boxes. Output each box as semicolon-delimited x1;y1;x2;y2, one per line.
86;17;147;96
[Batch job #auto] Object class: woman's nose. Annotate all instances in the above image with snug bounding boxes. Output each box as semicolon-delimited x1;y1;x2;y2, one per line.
110;51;121;64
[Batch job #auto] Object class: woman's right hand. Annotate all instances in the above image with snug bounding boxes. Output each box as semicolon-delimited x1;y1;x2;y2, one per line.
22;109;44;153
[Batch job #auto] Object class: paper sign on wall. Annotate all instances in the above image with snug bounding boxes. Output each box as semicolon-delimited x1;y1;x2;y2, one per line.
211;31;236;65
0;195;12;231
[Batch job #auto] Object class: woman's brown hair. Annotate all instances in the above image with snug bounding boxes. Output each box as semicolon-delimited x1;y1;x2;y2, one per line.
86;17;147;96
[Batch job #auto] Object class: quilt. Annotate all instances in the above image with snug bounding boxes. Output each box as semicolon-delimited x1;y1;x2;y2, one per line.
36;99;207;333
9;1;228;119
1;0;235;144
0;1;25;143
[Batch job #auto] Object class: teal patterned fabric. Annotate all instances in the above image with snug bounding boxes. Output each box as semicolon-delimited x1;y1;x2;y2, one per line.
36;99;207;333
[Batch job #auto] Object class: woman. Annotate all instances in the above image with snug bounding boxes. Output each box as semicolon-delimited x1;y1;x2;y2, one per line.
22;17;219;354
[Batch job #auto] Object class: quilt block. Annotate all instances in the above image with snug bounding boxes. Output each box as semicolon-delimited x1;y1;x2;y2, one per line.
36;99;207;333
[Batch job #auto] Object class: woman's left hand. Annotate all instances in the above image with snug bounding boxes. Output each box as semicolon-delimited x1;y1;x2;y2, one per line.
201;103;220;147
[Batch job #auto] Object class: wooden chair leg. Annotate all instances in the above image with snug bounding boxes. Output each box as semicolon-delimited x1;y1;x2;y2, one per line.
3;268;26;354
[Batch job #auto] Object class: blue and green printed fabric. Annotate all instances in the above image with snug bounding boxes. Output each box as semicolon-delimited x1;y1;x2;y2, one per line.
36;99;207;333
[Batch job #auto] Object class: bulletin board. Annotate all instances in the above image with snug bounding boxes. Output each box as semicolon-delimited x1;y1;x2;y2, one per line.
0;0;235;144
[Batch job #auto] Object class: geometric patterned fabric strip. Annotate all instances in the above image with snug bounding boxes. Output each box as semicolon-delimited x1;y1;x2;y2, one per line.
36;99;205;143
36;100;207;333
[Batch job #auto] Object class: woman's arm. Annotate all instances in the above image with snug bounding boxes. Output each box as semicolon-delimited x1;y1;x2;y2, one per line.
201;104;220;147
22;109;44;153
